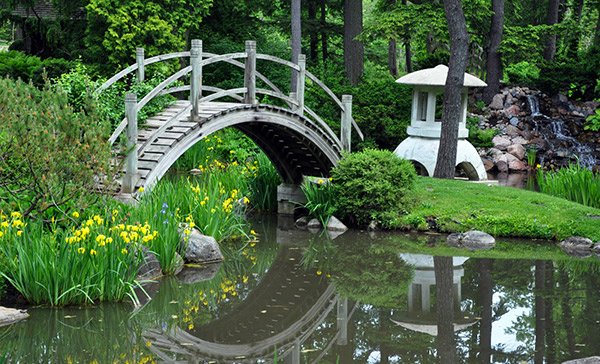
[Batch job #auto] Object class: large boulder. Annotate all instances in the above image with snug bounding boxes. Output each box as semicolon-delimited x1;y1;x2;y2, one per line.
0;307;28;327
507;144;526;160
559;236;595;258
506;153;527;171
489;94;505;110
137;246;162;280
183;229;224;264
447;230;496;250
326;216;348;232
492;135;512;151
307;218;322;229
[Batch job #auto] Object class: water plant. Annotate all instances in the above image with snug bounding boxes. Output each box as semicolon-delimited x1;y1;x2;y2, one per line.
301;178;336;226
537;163;600;209
526;146;538;167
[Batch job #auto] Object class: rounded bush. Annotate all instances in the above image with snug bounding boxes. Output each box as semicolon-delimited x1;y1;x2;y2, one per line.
331;149;416;228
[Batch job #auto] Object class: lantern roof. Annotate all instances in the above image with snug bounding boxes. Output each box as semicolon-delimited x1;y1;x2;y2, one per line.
396;64;487;88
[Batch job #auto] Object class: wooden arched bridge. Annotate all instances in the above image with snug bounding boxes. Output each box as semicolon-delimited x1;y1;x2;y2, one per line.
97;40;363;202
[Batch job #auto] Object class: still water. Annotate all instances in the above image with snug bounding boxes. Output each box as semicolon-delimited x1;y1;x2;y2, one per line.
1;216;599;363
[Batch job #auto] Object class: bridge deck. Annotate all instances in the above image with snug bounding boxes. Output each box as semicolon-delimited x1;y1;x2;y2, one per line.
114;100;341;191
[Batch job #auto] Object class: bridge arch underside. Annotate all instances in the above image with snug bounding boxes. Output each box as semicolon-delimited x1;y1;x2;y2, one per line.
140;107;341;190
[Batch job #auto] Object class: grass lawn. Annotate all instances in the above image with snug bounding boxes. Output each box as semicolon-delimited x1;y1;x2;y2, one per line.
398;177;600;241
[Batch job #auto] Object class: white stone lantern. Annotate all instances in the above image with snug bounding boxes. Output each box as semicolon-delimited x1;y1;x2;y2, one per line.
394;65;487;180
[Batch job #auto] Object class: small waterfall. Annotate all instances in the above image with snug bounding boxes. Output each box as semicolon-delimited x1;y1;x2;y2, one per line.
526;95;542;117
543;119;597;169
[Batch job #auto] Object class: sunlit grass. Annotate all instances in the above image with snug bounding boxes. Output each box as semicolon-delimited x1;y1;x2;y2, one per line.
537;163;600;209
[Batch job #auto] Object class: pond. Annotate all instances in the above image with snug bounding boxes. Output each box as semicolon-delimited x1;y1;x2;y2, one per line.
1;215;599;363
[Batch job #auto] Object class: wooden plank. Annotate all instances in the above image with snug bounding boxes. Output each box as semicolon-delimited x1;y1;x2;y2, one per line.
144;145;170;154
138;152;163;162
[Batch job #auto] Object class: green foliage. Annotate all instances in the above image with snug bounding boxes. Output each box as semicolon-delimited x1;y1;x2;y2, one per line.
248;153;280;213
0;78;112;219
85;0;214;68
537;164;600;209
467;116;496;148
0;51;41;82
331;149;416;228
585;108;600;132
536;58;598;98
400;177;600;241
505;61;540;86
301;178;336;226
0;210;149;306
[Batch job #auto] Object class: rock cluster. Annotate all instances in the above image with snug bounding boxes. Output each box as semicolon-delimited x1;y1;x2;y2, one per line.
477;87;600;172
295;215;348;239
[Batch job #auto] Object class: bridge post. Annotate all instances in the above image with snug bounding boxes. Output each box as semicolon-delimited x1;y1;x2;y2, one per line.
135;48;145;83
295;54;306;115
336;297;349;345
190;39;203;121
289;92;298;112
341;95;353;152
123;93;138;193
244;40;257;104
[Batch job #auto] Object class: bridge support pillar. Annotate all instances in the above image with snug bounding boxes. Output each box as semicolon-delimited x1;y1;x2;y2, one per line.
277;183;306;216
190;39;203;121
135;48;145;82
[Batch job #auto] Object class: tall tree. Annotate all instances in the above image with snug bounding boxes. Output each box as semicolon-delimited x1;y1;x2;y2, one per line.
483;0;505;104
344;0;364;85
401;0;412;73
435;256;456;363
387;0;398;77
433;0;469;179
543;0;560;60
320;0;328;62
565;0;584;58
308;0;318;62
291;0;302;90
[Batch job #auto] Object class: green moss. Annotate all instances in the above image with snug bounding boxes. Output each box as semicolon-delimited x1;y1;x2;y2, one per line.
398;177;600;241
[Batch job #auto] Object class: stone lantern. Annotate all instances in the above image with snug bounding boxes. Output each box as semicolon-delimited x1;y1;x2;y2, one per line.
394;65;487;180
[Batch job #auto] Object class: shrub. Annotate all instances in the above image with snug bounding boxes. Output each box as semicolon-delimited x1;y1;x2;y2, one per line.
0;78;113;220
467;116;496;148
505;61;540;86
0;51;41;82
536;59;597;98
331;149;417;228
31;58;77;87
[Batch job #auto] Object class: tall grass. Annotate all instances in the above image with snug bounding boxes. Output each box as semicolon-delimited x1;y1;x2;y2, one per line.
248;153;281;212
0;210;154;305
301;178;336;226
537;163;600;208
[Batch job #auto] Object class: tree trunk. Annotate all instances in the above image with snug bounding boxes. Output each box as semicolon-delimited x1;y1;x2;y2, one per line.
433;0;469;179
388;40;398;77
435;256;456;363
545;262;556;364
479;259;493;363
291;0;302;91
566;0;584;58
402;0;412;73
534;260;546;364
321;0;328;63
543;0;560;60
483;0;505;104
558;266;576;356
308;0;318;62
344;0;364;85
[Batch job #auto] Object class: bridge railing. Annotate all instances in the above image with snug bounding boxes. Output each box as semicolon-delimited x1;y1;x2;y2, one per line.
96;40;363;151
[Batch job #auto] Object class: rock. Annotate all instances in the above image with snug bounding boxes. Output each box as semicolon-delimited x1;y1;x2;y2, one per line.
183;229;224;264
177;263;221;284
508;158;527;171
368;220;378;231
562;357;600;364
509;116;520;126
446;230;495;250
326;216;348;232
593;243;600;257
0;306;28;327
507;144;526;160
488;148;503;158
489;94;505;109
189;168;202;175
495;154;508;173
295;216;309;229
505;125;520;136
511;136;528;145
307;218;322;229
504;105;520;117
137;246;162;280
559;236;595;258
492;135;512;150
483;158;495;171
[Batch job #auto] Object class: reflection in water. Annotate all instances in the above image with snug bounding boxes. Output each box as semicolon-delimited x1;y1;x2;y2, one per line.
1;219;600;363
